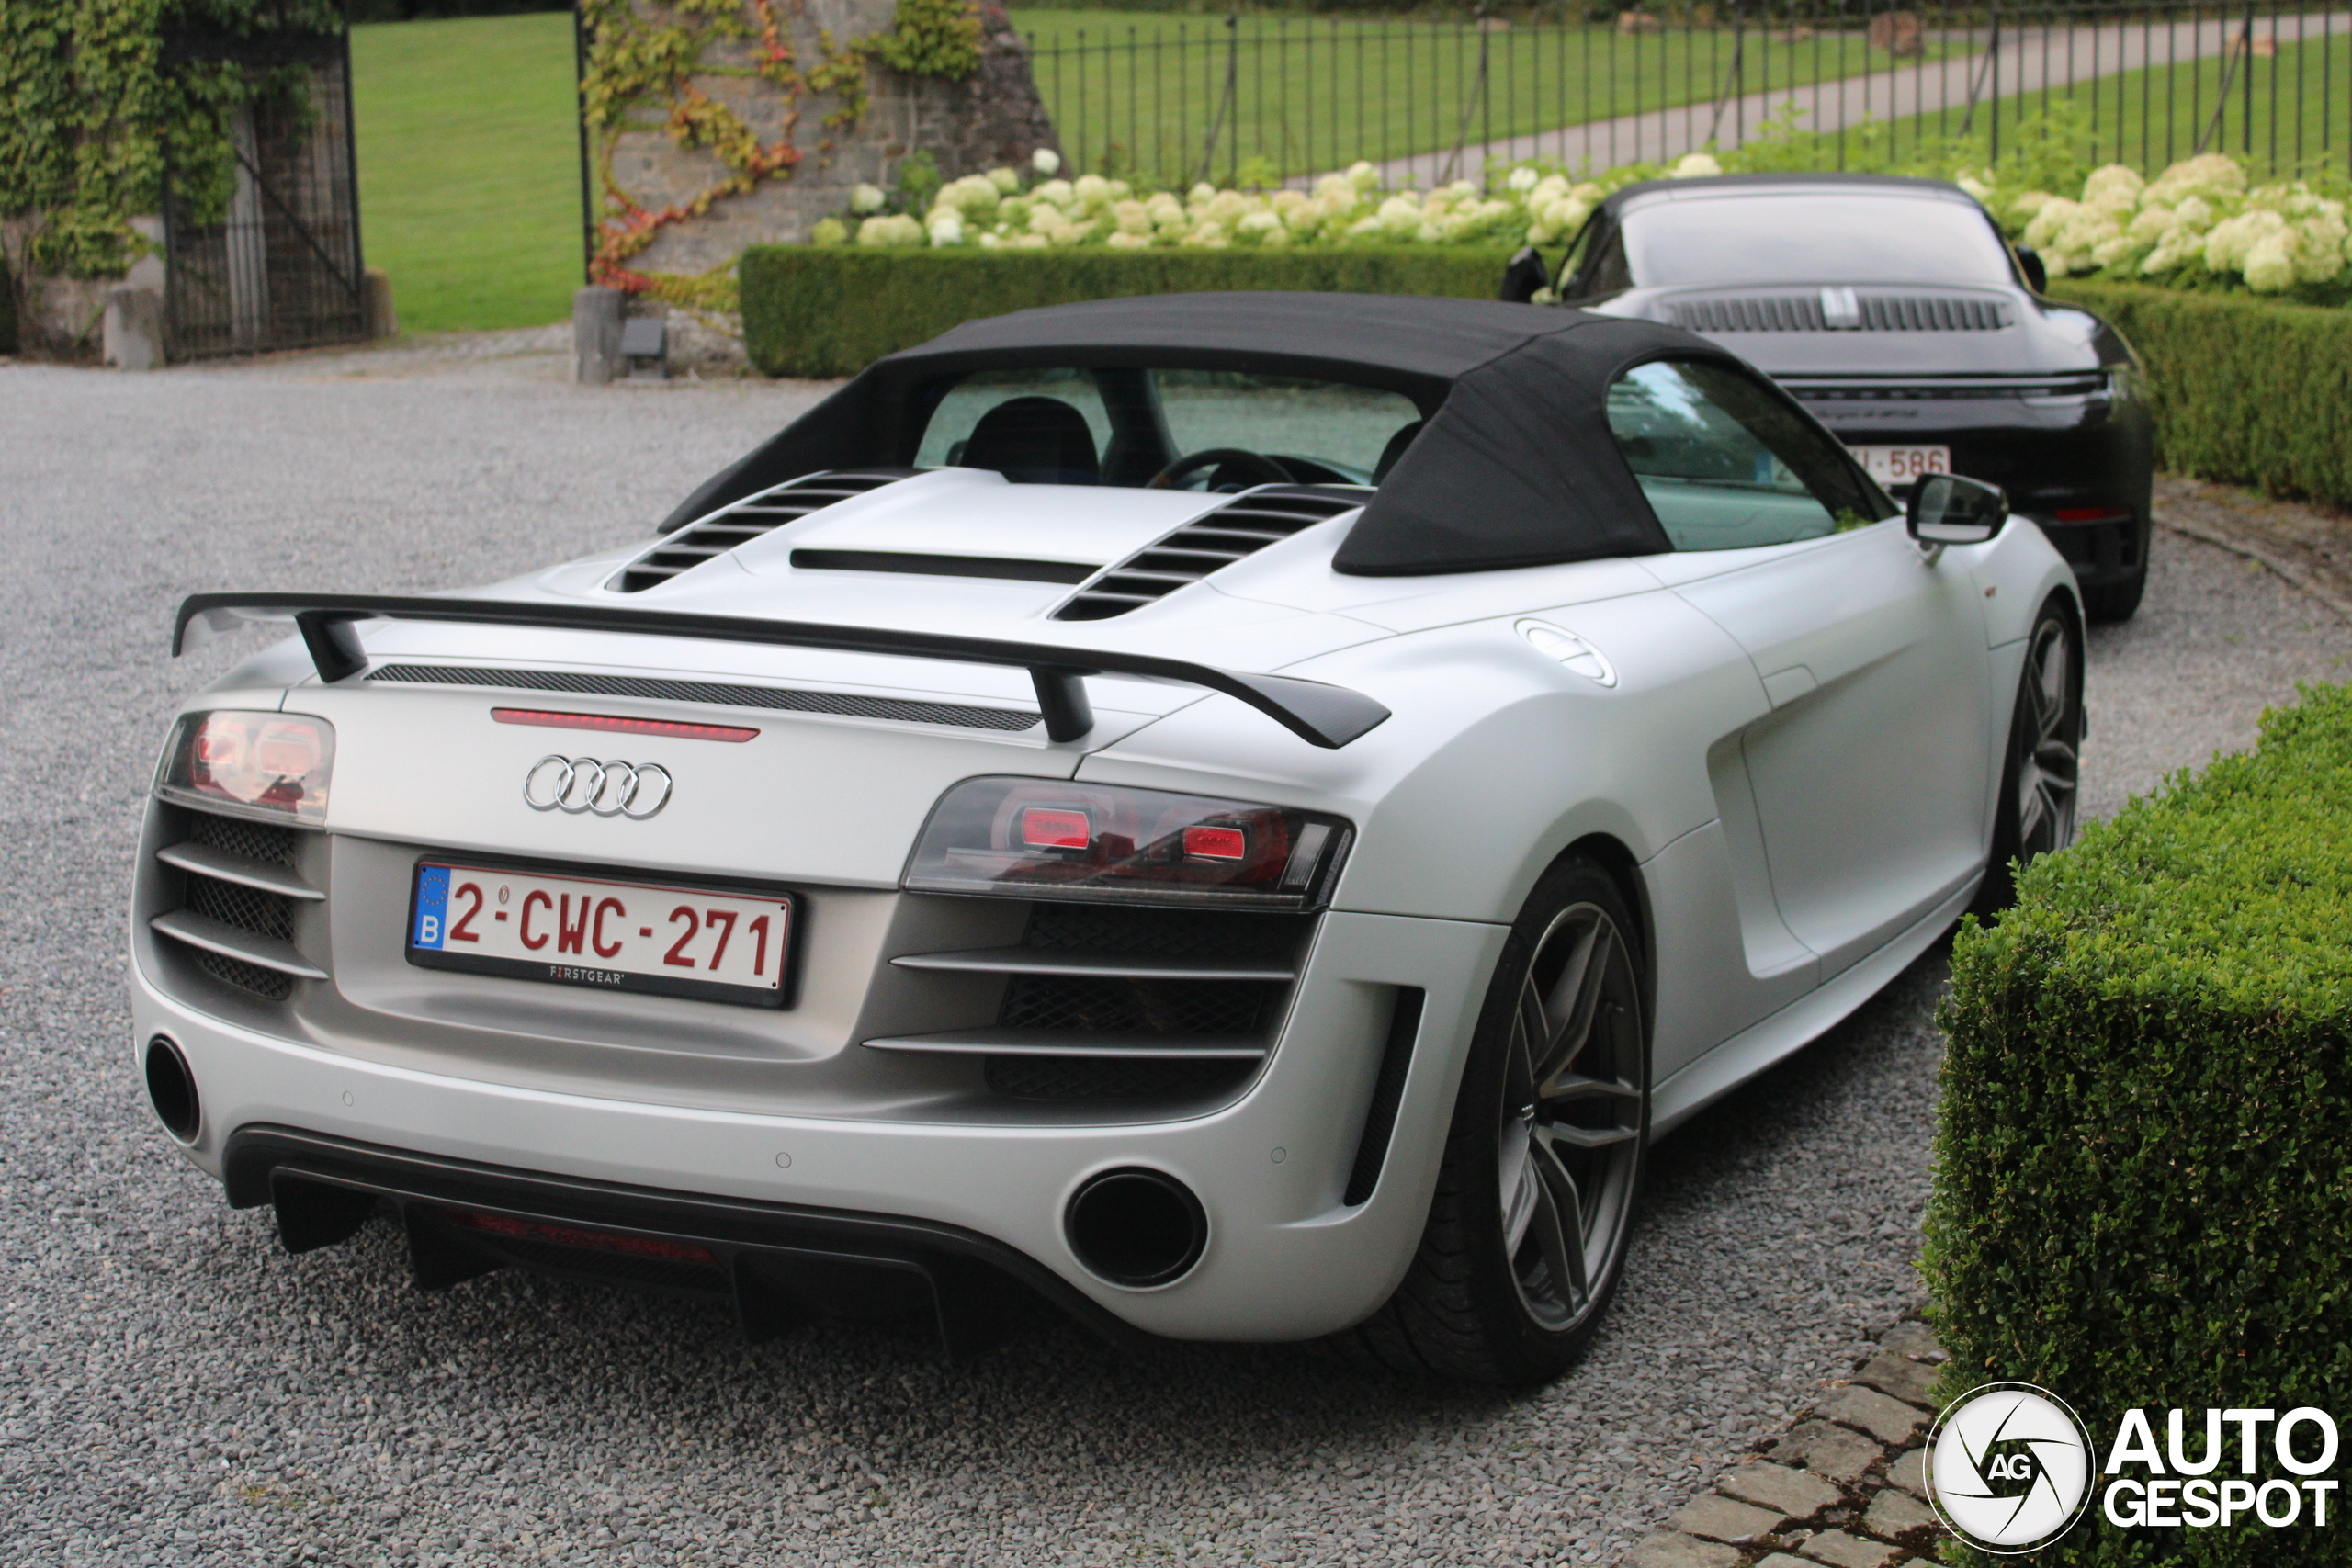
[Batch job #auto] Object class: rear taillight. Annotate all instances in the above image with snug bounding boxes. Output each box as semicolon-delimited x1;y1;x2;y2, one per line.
905;778;1351;909
2052;506;2133;525
156;711;334;824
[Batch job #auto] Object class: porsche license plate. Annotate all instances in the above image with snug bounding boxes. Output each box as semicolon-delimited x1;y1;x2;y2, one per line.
1849;445;1951;487
407;863;792;1008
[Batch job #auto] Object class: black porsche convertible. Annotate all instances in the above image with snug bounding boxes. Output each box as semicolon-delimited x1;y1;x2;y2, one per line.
1509;173;2155;621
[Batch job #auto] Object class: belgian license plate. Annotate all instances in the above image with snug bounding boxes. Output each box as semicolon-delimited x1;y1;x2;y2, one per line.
407;862;792;1008
1849;444;1951;487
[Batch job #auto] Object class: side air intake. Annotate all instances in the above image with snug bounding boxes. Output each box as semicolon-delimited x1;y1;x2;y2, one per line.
611;469;912;592
1052;486;1365;621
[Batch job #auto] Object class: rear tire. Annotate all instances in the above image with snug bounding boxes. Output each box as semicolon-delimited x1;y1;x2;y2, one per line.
1329;857;1648;1384
1973;596;2084;918
2079;563;2146;623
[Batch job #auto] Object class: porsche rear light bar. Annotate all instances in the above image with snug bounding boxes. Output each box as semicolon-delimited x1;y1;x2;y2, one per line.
173;592;1390;750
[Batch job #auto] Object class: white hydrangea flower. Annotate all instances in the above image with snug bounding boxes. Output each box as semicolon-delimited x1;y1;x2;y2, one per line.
1105;230;1151;251
2243;230;2299;291
2010;190;2058;222
1670;152;1724;178
986;166;1021;194
2294;214;2347;282
850;184;888;214
2022;197;2080;252
2204;208;2286;273
926;213;963;246
2128;206;2180;243
1238;210;1283;240
1956;175;1993;202
1031;148;1062;176
1347;161;1379;190
2090;231;2141;269
1570;183;1603;203
2144;152;2246;205
1347;214;1384;237
1313;173;1356;202
1112;199;1152;236
1507;165;1541;194
2082;164;2145;206
855;214;923;247
1376;194;1422;238
977;231;1003;250
1187;182;1218;208
1071;174;1112;209
1034;179;1075;209
1182;220;1228;248
2172;195;2219;232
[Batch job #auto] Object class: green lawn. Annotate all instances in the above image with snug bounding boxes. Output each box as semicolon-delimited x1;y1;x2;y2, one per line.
1759;31;2352;180
1013;10;1972;183
351;12;585;333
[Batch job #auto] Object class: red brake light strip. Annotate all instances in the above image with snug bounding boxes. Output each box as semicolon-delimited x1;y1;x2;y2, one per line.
492;708;758;743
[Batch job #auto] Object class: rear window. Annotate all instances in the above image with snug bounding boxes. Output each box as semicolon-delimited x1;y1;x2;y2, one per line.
1622;193;2017;288
914;367;1423;489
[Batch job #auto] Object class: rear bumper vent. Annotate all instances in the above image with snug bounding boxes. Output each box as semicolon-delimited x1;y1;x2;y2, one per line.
872;901;1314;1101
1673;292;2008;333
1053;486;1365;620
612;469;914;592
149;809;325;1001
366;664;1040;733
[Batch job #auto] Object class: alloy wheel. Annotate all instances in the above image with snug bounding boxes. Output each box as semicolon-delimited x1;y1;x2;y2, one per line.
2014;615;2080;860
1495;901;1645;1333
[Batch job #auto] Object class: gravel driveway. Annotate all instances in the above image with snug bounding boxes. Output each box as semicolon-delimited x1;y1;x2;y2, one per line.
4;339;2345;1568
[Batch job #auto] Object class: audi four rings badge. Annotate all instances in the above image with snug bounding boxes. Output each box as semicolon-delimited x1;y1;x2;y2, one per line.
523;756;673;818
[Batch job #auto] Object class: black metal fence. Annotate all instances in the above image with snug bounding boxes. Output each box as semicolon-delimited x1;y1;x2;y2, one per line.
1023;2;2352;187
161;25;368;360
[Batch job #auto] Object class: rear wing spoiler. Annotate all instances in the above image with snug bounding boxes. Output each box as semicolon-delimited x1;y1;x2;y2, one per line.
174;592;1392;750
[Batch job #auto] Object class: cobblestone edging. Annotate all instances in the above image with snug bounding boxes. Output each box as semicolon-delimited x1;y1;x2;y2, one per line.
1621;1316;1953;1568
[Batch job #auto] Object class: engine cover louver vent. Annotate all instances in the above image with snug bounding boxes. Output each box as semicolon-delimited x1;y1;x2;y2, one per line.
611;469;912;592
1672;293;2007;333
1052;486;1366;621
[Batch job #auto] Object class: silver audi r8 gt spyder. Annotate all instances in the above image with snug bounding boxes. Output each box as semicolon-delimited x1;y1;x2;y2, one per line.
133;293;2082;1383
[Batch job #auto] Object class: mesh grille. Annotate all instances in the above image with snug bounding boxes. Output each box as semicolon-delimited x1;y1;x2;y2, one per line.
193;949;295;1002
987;1055;1254;1101
613;471;912;592
188;810;300;867
1054;488;1363;620
1021;903;1307;963
187;872;294;942
367;665;1039;732
1673;294;2007;333
1000;974;1279;1035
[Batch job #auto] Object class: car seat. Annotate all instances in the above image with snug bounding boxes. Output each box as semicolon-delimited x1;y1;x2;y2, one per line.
959;397;1102;484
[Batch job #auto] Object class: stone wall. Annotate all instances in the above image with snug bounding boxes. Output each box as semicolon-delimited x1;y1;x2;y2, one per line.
613;0;1056;280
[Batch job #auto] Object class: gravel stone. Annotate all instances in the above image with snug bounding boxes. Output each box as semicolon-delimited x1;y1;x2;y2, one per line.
1718;1463;1843;1521
1814;1387;1927;1448
1668;1495;1786;1543
5;342;2345;1568
1768;1420;1884;1485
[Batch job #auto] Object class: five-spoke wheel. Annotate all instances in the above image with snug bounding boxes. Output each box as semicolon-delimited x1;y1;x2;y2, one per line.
1976;597;2084;916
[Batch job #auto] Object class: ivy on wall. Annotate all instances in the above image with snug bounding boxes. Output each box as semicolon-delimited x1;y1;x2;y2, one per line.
580;0;982;307
0;0;341;282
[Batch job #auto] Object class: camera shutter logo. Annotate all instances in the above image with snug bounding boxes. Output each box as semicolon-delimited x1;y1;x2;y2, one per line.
1926;1382;2096;1553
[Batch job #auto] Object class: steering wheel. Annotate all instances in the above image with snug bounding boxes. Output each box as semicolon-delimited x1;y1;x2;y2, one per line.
1147;447;1295;491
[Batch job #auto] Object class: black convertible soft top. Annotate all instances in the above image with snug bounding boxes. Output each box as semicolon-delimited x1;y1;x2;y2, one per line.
663;292;1765;576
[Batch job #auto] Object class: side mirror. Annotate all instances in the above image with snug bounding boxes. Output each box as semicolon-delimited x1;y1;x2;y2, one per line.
1907;473;2009;547
2014;244;2048;293
1498;246;1552;304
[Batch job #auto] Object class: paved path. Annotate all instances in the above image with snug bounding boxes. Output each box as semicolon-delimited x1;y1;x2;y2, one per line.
1;343;2344;1567
1363;11;2352;185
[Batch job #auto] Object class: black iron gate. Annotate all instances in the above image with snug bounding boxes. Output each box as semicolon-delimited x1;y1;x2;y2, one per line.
161;17;367;360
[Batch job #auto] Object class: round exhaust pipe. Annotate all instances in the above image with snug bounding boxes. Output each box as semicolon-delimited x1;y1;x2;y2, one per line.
144;1034;201;1142
1065;1167;1207;1288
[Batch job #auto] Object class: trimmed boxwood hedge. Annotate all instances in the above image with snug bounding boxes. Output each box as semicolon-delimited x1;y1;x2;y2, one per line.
1926;682;2352;1564
2051;279;2352;511
738;246;1516;378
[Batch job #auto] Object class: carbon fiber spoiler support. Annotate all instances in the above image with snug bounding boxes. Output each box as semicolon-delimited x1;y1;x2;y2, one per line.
173;592;1392;750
